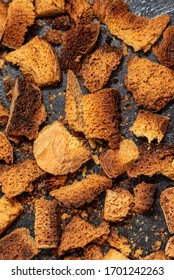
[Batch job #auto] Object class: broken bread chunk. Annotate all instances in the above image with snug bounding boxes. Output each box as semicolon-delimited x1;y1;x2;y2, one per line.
66;0;92;24
126;56;174;112
165;236;174;258
0;196;23;236
130;110;169;143
0;102;8;126
143;250;168;260
2;0;35;49
35;197;58;249
0;0;8;41
33;121;91;175
80;45;122;92
100;139;139;178
0;131;13;164
5;36;61;87
35;0;65;17
6;78;46;140
0;228;40;260
103;248;129;260
104;189;133;222
0;159;45;198
50;174;112;208
107;230;131;257
43;29;63;45
83;244;103;260
160;188;174;234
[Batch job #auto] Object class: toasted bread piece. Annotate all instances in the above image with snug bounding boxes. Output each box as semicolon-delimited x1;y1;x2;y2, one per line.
165;236;174;258
83;89;121;149
103;248;129;260
43;29;63;45
160;188;174;234
83;244;103;260
2;0;35;49
130;110;169;143
5;36;61;87
46;175;67;191
60;22;100;72
127;144;174;179
0;59;4;69
80;45;122;92
65;70;84;132
107;230;131;257
58;216;110;256
153;26;174;69
143;250;168;260
35;0;65;17
0;132;13;164
0;196;23;236
53;14;71;31
126;56;174;112
35;197;58;249
0;228;40;260
133;182;157;214
100;139;139;178
0;1;8;41
50;174;112;208
0;159;45;198
66;0;92;24
33;121;91;175
0;102;8;126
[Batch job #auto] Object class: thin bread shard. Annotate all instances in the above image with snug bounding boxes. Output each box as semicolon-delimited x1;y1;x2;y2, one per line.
103;248;129;260
2;0;35;49
143;250;168;260
0;159;45;198
58;215;110;256
127;144;174;180
6;78;47;140
160;188;174;234
35;0;65;17
0;131;13;164
165;236;174;258
0;228;40;260
93;0;170;52
125;56;174;112
5;36;61;87
50;174;112;208
35;197;58;249
80;45;122;92
0;102;8;126
83;89;121;149
0;0;8;41
33;121;91;175
100;139;139;178
83;244;103;260
66;0;92;24
130;110;169;143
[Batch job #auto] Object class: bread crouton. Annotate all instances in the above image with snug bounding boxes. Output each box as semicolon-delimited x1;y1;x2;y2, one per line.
53;15;71;31
50;174;112;208
66;0;92;24
35;0;65;17
43;29;63;45
46;175;67;191
107;230;131;257
160;188;174;234
165;236;174;258
83;244;103;260
130;110;169;143
0;102;8;126
103;248;129;260
100;139;139;178
143;250;168;260
5;36;61;87
0;0;8;41
0;132;13;164
0;228;40;260
126;56;174;112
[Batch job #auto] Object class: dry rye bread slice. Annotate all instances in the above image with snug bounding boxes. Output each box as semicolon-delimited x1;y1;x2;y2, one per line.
165;236;174;258
0;131;13;164
83;244;103;260
66;0;93;24
0;0;8;41
35;0;65;17
103;248;129;260
0;102;9;126
160;187;174;234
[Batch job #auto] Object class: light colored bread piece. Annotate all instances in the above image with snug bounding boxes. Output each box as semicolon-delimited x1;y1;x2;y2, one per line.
83;244;103;260
107;230;131;257
104;189;133;222
58;215;110;256
143;250;168;260
160;187;174;234
0;102;8;126
5;36;61;87
35;0;65;17
0;131;13;164
0;228;40;260
100;139;139;178
2;0;35;49
126;56;174;112
0;196;23;236
35;197;58;249
0;0;8;41
80;45;122;92
83;89;121;149
66;0;92;24
165;236;174;258
50;174;112;208
0;159;45;198
130;110;169;143
103;248;129;260
127;144;174;179
33;121;91;175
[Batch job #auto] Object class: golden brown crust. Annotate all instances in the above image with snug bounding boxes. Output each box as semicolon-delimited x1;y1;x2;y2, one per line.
0;102;8;126
83;244;103;260
160;188;174;234
107;230;131;257
35;0;65;17
103;248;129;260
0;131;13;164
43;29;63;45
66;0;92;24
165;236;174;258
143;250;168;260
0;0;8;41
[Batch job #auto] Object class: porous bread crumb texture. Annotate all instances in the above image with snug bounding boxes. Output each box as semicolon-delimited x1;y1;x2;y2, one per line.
33;121;91;175
103;248;129;260
66;0;92;24
127;144;174;179
0;196;23;236
5;36;61;87
35;197;58;249
83;244;103;260
46;175;67;191
153;26;174;69
83;88;121;149
35;0;65;17
0;228;40;260
143;250;168;260
0;0;8;40
2;0;35;49
160;188;174;234
0;159;45;198
53;15;71;31
100;139;139;178
80;45;122;92
103;189;133;222
93;0;170;52
58;215;110;256
43;29;63;45
126;56;174;112
0;131;13;164
165;236;174;258
130;110;169;143
0;102;8;126
107;230;131;257
50;174;112;208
